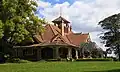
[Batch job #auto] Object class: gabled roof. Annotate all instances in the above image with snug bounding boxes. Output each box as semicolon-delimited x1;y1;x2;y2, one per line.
52;16;70;23
33;24;63;42
33;24;90;47
38;24;73;45
14;23;90;48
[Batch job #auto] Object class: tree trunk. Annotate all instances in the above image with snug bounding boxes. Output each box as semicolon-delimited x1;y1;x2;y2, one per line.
105;52;107;58
82;48;84;58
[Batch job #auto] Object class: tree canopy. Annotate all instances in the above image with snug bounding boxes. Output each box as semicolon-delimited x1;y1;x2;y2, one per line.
0;20;3;38
99;13;120;60
0;0;45;55
0;0;45;45
80;42;104;58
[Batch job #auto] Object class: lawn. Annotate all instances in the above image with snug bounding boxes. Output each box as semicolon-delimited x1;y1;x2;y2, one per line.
0;61;120;72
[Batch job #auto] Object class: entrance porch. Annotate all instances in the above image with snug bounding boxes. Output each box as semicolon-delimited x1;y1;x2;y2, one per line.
14;45;79;61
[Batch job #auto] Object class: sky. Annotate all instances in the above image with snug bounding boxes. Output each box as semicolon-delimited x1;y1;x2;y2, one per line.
36;0;120;51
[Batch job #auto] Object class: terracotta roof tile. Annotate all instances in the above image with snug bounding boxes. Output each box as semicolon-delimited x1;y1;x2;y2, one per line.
49;24;61;35
67;33;89;46
41;24;55;42
33;35;43;43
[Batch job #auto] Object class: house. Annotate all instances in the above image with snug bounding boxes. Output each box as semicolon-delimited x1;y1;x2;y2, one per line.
13;16;91;61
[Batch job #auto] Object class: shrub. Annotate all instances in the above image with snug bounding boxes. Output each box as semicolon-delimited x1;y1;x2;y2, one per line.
66;58;75;62
76;58;112;61
46;59;59;62
6;58;31;63
18;59;31;63
46;58;67;62
6;58;20;63
38;60;47;62
112;57;118;61
57;58;62;61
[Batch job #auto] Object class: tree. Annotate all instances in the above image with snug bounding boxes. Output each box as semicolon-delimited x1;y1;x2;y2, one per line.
91;47;103;58
98;13;120;61
103;48;112;58
79;42;103;58
80;42;91;58
0;20;3;38
0;0;45;56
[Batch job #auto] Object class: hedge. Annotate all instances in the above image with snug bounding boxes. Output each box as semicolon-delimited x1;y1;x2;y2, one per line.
76;58;113;61
44;58;113;62
6;58;31;63
46;58;67;62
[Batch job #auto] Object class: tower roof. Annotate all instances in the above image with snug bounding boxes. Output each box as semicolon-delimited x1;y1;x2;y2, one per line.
52;16;70;23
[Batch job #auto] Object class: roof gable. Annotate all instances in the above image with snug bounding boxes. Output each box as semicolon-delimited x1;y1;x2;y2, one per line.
51;34;65;43
38;24;55;42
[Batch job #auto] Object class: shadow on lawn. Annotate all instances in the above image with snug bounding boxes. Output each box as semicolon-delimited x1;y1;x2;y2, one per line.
85;69;120;72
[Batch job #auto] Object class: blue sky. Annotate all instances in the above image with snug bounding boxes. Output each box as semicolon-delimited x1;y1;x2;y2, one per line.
40;0;93;5
41;0;75;5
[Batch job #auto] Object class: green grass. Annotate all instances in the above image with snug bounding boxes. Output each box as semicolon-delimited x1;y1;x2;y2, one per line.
0;61;120;72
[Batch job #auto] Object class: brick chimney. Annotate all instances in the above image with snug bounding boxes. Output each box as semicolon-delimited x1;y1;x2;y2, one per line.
68;24;71;33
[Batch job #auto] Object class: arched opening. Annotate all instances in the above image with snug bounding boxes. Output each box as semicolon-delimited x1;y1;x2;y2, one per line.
72;48;76;58
41;48;53;59
59;48;68;58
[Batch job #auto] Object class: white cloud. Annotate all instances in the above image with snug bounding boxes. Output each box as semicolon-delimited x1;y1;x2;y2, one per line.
36;0;120;50
37;1;51;8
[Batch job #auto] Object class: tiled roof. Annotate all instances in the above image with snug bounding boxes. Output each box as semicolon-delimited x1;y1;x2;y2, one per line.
13;42;76;48
14;23;90;48
33;24;89;47
67;33;89;46
41;24;55;42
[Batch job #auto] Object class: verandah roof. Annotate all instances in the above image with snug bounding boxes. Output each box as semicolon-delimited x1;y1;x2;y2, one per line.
13;42;78;48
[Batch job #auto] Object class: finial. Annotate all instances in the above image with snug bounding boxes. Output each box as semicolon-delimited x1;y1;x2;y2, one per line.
60;6;62;16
